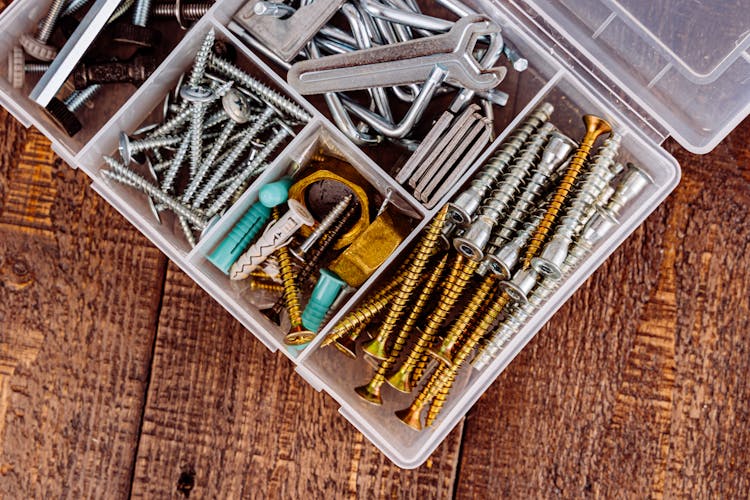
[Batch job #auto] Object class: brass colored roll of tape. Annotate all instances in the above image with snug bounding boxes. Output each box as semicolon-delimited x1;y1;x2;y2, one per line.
288;165;373;249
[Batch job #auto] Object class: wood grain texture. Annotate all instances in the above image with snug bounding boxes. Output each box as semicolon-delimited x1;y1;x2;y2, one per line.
0;109;168;498
455;117;750;499
130;264;462;498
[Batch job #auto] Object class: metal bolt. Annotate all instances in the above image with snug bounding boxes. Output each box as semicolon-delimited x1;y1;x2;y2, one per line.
72;54;157;89
447;102;554;226
20;0;66;61
62;0;93;17
45;84;102;136
291;195;353;260
153;2;212;28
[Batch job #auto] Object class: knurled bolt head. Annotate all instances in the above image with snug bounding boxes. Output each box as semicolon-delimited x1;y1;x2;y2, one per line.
19;33;57;62
8;46;25;88
45;97;82;136
112;22;161;48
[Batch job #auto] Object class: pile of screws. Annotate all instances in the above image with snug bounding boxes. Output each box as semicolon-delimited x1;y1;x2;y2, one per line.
11;0;216;136
101;30;310;246
323;104;654;430
232;0;525;147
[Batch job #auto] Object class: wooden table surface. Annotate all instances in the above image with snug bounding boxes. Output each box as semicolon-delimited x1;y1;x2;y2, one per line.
1;21;750;500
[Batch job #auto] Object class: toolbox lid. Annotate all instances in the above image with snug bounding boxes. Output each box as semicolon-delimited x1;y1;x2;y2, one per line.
510;0;750;153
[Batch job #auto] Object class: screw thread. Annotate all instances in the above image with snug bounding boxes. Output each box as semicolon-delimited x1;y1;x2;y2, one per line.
187;29;215;88
64;84;101;112
154;2;211;19
249;279;284;293
425;368;457;427
523;117;611;268
149;105;193;138
132;135;182;153
160;132;191;194
37;0;66;43
132;0;153;26
24;63;50;73
363;207;449;359
208;55;311;123
295;195;353;256
275;210;304;328
183;119;237;204
62;0;92;17
196;107;275;211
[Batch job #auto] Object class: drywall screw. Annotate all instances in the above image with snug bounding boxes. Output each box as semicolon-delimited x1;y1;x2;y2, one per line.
453;123;555;262
479;132;576;276
447;102;554;226
159;132;191;195
429;272;497;365
208;54;311;123
355;253;449;405
100;157;207;228
425;368;457;427
192;106;276;210
523;114;612;269
148;105;194;138
181;86;215;177
19;0;66;61
205;124;291;218
45;84;102;136
360;206;449;361
396;289;511;430
153;2;212;28
72;55;157;89
119;132;182;164
249;279;284;293
187;28;215;89
181;89;253;205
179;214;197;247
333;322;369;359
532;133;622;279
291;195;353;260
386;252;479;391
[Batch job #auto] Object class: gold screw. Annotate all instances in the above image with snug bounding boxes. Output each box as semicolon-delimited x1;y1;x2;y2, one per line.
355;253;449;405
396;289;511;430
429;274;497;365
360;206;450;360
272;208;315;346
386;252;479;390
425;369;457;427
249;280;284;293
523;115;611;268
331;321;368;359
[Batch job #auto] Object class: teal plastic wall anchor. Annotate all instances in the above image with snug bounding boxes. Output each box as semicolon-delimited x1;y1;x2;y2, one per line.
259;177;293;207
302;269;347;332
208;201;271;273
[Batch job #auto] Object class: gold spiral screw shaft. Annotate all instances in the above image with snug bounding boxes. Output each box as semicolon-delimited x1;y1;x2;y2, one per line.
429;274;498;365
397;289;511;430
523;115;611;268
332;321;368;359
426;369;458;427
361;207;450;360
386;252;479;390
355;253;449;405
249;280;284;293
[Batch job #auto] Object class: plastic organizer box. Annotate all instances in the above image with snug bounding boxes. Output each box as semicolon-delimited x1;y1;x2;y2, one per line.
0;0;747;468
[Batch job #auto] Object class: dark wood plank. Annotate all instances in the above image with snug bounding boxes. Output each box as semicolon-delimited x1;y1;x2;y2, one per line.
130;265;462;498
0;110;168;498
455;118;750;498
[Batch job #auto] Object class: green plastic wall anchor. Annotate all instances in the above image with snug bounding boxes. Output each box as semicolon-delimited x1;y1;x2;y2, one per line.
208;201;271;273
302;269;347;332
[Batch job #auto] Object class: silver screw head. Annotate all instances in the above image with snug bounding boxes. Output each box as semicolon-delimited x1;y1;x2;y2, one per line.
447;193;481;227
531;235;570;280
180;85;214;102
119;132;133;164
581;206;619;247
486;238;523;279
453;214;494;261
222;89;251;123
501;267;539;305
539;132;576;172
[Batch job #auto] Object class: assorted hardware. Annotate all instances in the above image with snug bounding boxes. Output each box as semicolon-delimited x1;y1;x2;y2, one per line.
12;0;215;135
323;106;654;431
231;0;523;148
101;33;306;245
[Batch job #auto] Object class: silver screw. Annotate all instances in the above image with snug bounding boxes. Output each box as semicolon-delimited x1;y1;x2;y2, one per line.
187;28;215;88
62;0;93;17
159;132;191;195
191;106;276;209
132;0;153;27
531;134;622;280
291;194;353;260
480;130;576;276
447;102;554;226
64;84;101;111
453;122;555;262
205;125;291;218
101;156;207;228
118;132;182;164
208;54;311;123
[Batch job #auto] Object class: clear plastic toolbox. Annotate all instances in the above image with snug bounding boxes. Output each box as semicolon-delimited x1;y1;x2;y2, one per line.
0;0;747;468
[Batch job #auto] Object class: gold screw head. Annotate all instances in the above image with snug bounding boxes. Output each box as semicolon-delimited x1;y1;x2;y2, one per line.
583;114;612;138
395;404;424;431
354;379;384;406
284;326;316;345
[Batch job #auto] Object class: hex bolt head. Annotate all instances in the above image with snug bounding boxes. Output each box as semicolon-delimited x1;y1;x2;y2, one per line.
19;33;57;62
45;97;82;136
